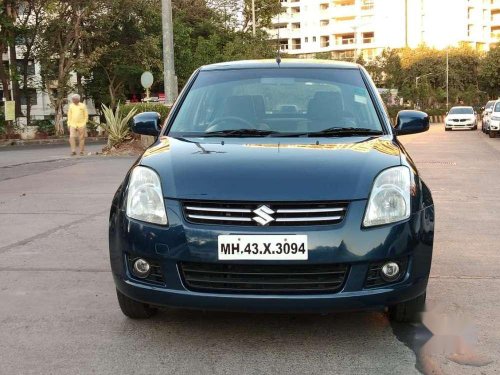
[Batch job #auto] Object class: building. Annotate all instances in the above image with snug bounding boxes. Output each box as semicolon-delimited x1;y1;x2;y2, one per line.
1;47;52;121
492;0;500;47
1;45;96;127
270;0;499;60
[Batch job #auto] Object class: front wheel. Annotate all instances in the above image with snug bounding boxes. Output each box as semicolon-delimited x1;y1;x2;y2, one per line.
388;293;426;323
490;131;497;139
116;289;158;319
445;127;451;131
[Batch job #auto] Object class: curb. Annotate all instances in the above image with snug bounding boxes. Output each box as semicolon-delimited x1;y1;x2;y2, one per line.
0;137;107;148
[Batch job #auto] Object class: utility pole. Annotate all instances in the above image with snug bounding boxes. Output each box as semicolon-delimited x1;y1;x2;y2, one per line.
446;49;449;110
161;0;178;106
252;0;256;36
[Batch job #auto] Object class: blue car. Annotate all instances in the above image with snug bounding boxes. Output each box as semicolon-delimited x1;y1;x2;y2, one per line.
109;60;434;322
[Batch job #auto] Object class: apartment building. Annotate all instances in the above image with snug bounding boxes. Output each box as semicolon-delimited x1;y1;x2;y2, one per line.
1;46;96;123
270;0;498;60
0;48;51;120
492;0;500;47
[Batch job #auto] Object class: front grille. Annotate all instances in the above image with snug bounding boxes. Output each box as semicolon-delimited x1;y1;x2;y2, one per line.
364;257;408;288
182;201;348;226
127;256;165;285
179;262;349;294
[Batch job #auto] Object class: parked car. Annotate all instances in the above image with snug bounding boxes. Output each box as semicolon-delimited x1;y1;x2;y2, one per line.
488;100;500;138
444;106;477;131
109;60;434;323
481;100;496;133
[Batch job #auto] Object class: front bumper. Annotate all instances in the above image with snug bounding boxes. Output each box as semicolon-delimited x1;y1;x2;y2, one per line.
445;122;475;129
109;200;434;313
489;120;500;131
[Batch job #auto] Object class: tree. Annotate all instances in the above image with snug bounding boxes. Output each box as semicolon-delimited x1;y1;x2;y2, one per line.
479;47;500;98
241;0;282;32
14;0;46;126
84;0;163;109
36;0;108;134
0;0;22;119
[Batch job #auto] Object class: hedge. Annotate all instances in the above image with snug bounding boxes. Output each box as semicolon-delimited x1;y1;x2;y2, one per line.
121;103;171;123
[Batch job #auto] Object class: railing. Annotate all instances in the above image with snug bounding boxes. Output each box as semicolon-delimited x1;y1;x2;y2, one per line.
341;38;355;45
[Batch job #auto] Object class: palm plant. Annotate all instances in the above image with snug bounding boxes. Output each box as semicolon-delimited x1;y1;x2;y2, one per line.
101;103;138;147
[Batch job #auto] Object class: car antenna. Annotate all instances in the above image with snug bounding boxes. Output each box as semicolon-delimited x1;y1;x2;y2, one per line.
276;10;281;66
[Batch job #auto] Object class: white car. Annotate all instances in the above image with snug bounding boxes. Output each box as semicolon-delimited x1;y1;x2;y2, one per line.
482;100;496;133
444;106;477;131
488;100;500;138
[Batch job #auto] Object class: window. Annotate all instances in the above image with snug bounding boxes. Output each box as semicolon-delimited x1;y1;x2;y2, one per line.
313;36;317;42
292;38;301;49
320;35;330;47
168;68;383;136
362;32;374;44
20;89;37;106
449;107;474;114
305;37;309;43
320;19;329;26
16;60;36;75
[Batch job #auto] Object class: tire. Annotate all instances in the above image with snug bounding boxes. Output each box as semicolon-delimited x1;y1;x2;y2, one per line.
445;127;451;131
490;131;497;139
473;125;477;130
388;293;426;323
116;289;158;319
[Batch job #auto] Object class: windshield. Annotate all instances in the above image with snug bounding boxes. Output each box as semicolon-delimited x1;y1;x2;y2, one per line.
449;107;474;115
486;101;495;109
167;68;384;137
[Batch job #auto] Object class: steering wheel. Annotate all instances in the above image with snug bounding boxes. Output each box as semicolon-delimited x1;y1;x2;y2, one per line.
206;116;256;132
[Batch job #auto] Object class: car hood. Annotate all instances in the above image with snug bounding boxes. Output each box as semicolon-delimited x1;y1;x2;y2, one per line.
139;136;402;201
446;114;475;120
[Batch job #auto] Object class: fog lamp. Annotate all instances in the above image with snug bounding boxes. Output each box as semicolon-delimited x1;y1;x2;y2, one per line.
132;258;150;278
381;261;400;281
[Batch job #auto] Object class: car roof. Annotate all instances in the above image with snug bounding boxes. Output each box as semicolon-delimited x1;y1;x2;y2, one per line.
450;106;474;109
200;59;360;71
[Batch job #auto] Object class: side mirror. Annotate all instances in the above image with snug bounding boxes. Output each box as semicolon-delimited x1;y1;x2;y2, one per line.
131;111;161;136
394;110;429;136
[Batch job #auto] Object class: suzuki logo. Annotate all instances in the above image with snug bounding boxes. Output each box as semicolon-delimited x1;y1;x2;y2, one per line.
252;205;275;226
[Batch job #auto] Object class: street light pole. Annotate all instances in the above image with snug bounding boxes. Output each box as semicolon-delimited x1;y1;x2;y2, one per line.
161;0;178;106
252;0;256;36
446;49;449;110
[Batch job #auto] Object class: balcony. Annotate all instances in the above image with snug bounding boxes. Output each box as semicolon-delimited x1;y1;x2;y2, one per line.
291;38;301;50
320;36;330;48
334;33;356;46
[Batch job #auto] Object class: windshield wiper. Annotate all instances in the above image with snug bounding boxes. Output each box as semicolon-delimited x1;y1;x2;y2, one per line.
305;127;383;137
203;129;280;137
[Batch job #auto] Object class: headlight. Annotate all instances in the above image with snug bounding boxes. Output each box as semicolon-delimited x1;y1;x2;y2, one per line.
126;166;167;225
363;166;411;227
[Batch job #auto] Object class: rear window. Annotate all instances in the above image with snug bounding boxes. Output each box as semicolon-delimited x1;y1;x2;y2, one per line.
449;107;473;115
167;68;383;136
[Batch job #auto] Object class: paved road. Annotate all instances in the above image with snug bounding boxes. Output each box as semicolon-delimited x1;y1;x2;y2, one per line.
0;127;498;374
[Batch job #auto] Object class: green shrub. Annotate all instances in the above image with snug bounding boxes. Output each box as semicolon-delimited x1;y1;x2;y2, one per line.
33;119;56;136
101;103;138;147
122;103;171;123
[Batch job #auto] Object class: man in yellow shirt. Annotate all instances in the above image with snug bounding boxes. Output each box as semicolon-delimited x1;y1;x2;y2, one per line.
67;94;88;156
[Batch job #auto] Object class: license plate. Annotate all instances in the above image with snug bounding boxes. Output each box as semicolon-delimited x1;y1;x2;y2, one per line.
218;235;308;260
